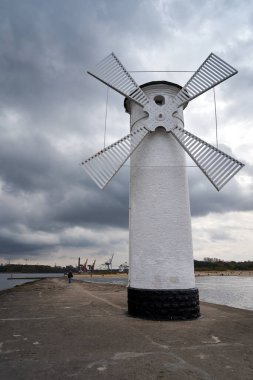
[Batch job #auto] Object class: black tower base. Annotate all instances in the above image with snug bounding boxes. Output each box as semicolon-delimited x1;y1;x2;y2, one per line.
128;287;200;320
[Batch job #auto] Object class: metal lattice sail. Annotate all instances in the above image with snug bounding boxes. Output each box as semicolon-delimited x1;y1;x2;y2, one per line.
88;52;149;107
174;53;238;108
82;126;148;189
171;126;244;190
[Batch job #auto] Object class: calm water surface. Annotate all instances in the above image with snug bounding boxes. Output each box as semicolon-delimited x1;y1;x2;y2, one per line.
81;275;253;311
196;276;253;311
0;273;64;291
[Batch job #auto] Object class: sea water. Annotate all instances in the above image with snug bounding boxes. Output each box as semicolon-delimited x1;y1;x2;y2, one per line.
196;276;253;311
81;275;253;311
0;273;64;291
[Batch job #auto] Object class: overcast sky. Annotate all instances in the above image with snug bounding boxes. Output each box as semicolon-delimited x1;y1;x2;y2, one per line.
0;0;252;268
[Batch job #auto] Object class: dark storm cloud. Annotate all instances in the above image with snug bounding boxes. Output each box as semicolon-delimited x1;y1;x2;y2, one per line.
189;172;253;216
0;235;53;258
51;173;129;229
0;129;129;230
189;159;253;217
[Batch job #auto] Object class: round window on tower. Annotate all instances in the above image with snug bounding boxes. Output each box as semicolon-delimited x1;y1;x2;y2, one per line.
154;95;165;106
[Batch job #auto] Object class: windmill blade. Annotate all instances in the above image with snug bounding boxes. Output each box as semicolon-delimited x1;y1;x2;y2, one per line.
174;53;238;108
171;126;244;191
87;52;149;107
81;126;149;189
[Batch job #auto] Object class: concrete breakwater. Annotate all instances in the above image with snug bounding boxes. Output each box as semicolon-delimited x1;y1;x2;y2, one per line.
0;278;252;379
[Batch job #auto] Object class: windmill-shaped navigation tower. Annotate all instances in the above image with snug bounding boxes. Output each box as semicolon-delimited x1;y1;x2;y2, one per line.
82;53;244;320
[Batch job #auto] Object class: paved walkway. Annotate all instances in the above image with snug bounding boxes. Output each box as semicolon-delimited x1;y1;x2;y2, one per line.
0;278;252;379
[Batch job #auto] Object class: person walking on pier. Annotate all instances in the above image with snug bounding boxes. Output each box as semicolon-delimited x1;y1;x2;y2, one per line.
67;271;73;284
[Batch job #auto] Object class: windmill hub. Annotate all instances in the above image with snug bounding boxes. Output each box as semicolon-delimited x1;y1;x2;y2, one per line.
142;95;179;132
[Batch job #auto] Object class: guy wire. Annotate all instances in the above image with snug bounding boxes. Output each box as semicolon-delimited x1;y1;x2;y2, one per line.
104;87;109;149
213;88;218;149
129;70;195;73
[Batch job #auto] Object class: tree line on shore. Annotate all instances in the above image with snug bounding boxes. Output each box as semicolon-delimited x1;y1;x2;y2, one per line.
0;264;65;273
194;259;253;271
0;260;253;273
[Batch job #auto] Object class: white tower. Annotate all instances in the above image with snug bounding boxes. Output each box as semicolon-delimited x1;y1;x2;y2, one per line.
82;53;244;320
125;82;198;319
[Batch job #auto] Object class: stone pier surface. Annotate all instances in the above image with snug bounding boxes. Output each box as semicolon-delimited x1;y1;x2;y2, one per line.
0;279;252;380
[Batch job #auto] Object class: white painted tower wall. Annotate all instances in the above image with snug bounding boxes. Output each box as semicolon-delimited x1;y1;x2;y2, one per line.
128;83;195;290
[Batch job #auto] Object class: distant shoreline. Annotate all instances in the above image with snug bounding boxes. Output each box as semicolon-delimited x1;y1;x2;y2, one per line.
74;270;253;279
